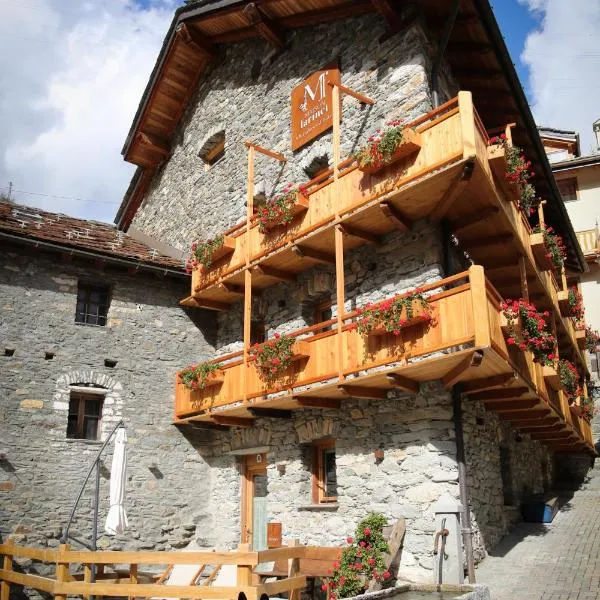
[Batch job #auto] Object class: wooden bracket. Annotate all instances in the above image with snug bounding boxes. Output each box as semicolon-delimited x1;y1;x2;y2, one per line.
461;233;513;249
379;201;412;231
338;385;388;400
212;416;255;427
175;23;217;58
247;407;292;419
219;283;245;296
243;3;285;50
386;373;419;393
136;132;170;156
431;159;475;221
451;207;499;232
185;297;230;311
484;399;539;412
468;386;530;402
461;373;519;394
442;350;483;388
292;245;336;264
338;223;382;245
253;265;297;282
294;397;341;409
186;421;230;431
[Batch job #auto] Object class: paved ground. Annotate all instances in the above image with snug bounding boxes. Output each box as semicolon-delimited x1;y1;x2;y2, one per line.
476;463;600;600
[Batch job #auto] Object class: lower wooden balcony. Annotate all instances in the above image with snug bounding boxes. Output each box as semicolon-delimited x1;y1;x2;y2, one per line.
175;266;594;454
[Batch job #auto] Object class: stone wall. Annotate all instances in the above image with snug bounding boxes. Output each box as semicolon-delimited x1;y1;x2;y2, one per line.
130;13;456;248
462;397;554;562
0;246;215;551
209;383;460;583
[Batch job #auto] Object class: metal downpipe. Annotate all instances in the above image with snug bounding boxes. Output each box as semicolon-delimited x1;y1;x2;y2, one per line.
452;385;476;583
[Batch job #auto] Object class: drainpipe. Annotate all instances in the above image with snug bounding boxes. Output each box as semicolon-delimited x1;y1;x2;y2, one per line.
452;385;476;583
431;0;461;108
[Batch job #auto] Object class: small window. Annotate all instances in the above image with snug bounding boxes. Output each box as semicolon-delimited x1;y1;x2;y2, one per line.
199;130;225;170
251;320;266;345
67;391;104;440
312;439;337;504
75;283;110;326
313;298;333;331
557;177;578;202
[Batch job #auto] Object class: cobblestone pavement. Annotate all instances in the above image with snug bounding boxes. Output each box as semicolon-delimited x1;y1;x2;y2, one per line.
475;464;600;599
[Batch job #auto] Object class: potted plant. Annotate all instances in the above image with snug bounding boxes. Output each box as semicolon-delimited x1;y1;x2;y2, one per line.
557;359;581;403
179;361;224;391
353;119;421;174
325;513;393;599
355;289;432;336
585;326;600;352
488;134;537;215
185;235;235;273
256;184;309;234
249;332;310;384
558;286;584;320
501;299;556;365
530;224;566;273
581;396;594;421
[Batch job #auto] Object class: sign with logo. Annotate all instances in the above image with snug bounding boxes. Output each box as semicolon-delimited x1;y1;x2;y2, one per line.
291;62;340;151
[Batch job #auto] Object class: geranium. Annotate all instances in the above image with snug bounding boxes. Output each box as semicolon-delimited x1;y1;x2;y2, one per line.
489;135;537;215
327;514;392;598
502;299;556;365
581;395;595;421
585;326;600;353
533;224;566;273
257;184;305;233
179;361;223;391
352;119;408;170
557;359;582;404
249;332;295;384
185;235;224;272
567;287;585;322
356;289;432;336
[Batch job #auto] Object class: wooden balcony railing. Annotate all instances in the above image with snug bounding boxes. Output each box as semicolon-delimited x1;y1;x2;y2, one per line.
176;266;593;452
576;228;599;256
183;91;586;371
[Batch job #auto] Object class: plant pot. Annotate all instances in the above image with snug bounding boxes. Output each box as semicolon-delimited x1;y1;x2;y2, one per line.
530;232;554;272
358;129;422;174
364;302;431;336
257;193;309;233
487;144;519;203
575;328;586;350
180;368;225;392
542;365;561;391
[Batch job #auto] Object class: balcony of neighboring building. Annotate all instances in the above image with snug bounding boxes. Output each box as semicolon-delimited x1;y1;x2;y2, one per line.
175;266;594;453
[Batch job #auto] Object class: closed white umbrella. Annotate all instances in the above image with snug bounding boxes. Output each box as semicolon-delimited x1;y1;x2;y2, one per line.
105;426;129;535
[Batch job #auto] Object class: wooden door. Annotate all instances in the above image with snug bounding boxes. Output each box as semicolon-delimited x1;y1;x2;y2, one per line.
242;453;268;550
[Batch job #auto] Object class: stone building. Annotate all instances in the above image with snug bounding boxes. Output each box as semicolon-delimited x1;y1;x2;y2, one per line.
1;0;596;587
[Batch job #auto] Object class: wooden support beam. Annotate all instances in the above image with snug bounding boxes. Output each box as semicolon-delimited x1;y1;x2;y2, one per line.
461;234;513;249
462;373;518;394
518;424;566;434
186;298;230;311
337;84;375;105
484;399;539;412
136;132;170;156
442;351;483;388
518;254;529;302
379;201;412;231
338;385;388;400
175;23;217;58
338;224;382;245
219;283;245;296
247;407;292;419
292;245;336;264
253;265;297;282
187;421;230;431
386;373;420;394
451;207;499;232
430;159;475;221
511;416;559;429
294;397;341;409
468;387;530;402
502;408;551;421
212;416;255;428
243;3;285;50
529;431;575;441
244;141;286;162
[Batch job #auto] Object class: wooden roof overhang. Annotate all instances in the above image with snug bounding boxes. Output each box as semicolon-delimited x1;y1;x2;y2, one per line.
116;0;586;273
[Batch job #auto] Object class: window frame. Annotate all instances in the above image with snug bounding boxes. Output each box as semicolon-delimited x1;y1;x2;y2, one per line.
75;282;111;327
67;390;105;441
557;177;578;202
313;298;333;331
311;439;337;504
250;320;266;345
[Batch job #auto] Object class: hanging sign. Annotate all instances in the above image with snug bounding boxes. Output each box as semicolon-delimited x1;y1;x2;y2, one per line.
291;61;340;151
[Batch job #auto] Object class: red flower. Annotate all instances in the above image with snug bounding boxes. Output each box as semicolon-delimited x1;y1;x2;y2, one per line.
382;571;391;580
274;332;280;339
506;337;515;345
321;584;328;592
363;527;371;536
346;536;353;544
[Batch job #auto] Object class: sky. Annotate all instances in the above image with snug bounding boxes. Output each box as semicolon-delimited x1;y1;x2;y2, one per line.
0;0;599;223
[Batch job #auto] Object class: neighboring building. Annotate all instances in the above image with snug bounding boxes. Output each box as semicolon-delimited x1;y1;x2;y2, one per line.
1;0;596;587
539;127;600;385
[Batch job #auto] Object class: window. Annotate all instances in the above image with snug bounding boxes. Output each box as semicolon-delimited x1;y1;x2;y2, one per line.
557;177;578;202
75;283;110;326
67;391;104;440
313;298;333;326
312;440;337;503
199;130;225;170
250;320;266;345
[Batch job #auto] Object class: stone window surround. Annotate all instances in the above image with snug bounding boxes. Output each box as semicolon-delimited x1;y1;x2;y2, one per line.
54;370;123;442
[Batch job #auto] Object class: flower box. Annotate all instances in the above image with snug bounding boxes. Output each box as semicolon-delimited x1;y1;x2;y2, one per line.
210;235;236;262
542;365;561;391
179;368;225;391
500;312;520;337
358;129;422;174
366;304;431;336
530;232;553;271
487;145;516;202
256;192;309;233
575;328;586;350
289;340;311;361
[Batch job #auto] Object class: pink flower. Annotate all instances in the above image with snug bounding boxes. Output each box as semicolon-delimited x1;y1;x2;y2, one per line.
274;332;281;339
346;536;353;544
363;527;371;536
382;571;391;580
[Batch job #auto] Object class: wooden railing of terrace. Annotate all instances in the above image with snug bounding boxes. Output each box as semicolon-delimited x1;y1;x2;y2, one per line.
0;543;323;600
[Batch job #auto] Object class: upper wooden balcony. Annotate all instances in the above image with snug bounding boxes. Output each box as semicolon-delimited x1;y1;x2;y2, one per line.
175;266;593;453
576;228;600;259
182;92;586;371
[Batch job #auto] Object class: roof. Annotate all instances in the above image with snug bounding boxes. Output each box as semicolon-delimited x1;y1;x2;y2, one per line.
551;153;600;172
538;126;578;137
115;0;587;272
0;201;186;273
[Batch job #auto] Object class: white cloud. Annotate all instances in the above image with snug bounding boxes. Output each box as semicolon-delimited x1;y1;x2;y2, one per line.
0;0;178;222
518;0;600;154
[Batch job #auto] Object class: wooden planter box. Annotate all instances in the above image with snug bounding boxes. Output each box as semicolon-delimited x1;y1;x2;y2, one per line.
358;129;422;174
575;328;586;350
252;340;311;370
364;303;431;336
179;368;225;392
542;365;561;391
487;144;519;203
530;232;554;272
500;312;520;337
557;290;571;318
256;193;309;232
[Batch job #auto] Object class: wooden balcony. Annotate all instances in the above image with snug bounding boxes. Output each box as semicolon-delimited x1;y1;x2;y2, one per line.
576;228;599;258
182;92;585;371
175;267;594;453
